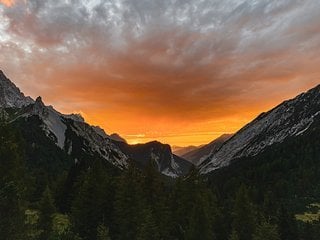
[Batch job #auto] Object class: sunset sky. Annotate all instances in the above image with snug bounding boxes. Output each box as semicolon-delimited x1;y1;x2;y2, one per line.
0;0;320;146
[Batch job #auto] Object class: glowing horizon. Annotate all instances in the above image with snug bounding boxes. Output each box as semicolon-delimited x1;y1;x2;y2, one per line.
1;1;320;146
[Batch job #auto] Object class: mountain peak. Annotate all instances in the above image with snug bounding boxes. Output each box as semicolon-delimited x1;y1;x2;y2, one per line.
0;70;9;83
35;96;45;106
0;70;34;108
110;133;127;143
0;70;5;78
200;83;320;174
35;96;42;102
31;96;49;118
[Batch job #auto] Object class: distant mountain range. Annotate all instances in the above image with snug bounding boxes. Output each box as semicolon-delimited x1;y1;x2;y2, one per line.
1;70;319;177
0;70;192;177
177;134;233;165
109;133;127;143
172;145;200;157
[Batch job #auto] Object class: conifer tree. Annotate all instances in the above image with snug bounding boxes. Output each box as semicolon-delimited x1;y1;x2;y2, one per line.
114;162;144;240
277;205;298;240
97;223;111;240
38;186;57;240
137;209;160;240
0;126;26;239
232;185;256;240
71;158;114;240
185;190;217;240
253;221;280;240
141;161;172;238
229;230;240;240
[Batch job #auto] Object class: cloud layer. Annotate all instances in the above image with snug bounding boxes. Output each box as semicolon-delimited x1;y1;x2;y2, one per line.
1;0;320;145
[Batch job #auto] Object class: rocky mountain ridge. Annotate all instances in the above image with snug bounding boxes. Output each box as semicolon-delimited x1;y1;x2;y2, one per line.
0;70;192;177
200;84;320;174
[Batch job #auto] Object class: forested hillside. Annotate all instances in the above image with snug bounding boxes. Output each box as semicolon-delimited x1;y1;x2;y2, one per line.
1;118;320;240
1;0;320;239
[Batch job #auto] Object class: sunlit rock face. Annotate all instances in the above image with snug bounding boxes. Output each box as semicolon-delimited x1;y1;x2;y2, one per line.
200;85;320;174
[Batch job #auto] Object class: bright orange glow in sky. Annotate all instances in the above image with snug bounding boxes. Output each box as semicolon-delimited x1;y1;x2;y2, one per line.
82;110;246;146
0;0;15;7
1;0;320;146
45;85;317;146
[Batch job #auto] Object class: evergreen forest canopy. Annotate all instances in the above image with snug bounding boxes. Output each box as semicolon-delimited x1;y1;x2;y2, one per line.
1;0;320;238
1;113;320;240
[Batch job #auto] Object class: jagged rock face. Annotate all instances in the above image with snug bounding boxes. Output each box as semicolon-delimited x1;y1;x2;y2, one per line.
200;85;320;174
0;70;192;177
115;141;193;177
7;95;129;168
0;70;33;108
66;120;129;169
22;98;191;175
30;96;69;148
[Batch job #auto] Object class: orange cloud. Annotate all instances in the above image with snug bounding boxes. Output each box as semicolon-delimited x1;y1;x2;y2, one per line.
0;0;15;7
1;0;320;146
16;47;317;146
